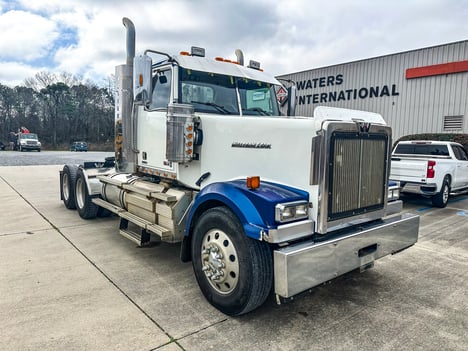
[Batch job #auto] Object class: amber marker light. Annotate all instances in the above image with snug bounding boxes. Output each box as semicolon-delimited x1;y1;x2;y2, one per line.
246;176;260;190
139;74;144;86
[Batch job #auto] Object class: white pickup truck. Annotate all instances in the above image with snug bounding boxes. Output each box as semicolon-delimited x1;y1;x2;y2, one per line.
390;141;468;207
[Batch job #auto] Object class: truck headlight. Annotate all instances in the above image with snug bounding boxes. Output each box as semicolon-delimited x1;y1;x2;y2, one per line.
275;201;309;223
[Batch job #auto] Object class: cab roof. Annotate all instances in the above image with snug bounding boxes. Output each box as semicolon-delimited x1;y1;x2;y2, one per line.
171;54;281;86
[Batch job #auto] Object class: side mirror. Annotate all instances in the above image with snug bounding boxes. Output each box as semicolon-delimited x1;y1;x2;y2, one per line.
287;85;296;116
133;54;152;105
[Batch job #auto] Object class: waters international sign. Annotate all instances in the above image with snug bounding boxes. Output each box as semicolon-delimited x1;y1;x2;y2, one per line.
296;74;400;105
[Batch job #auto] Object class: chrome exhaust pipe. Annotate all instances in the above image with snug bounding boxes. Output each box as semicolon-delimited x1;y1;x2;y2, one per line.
122;17;135;66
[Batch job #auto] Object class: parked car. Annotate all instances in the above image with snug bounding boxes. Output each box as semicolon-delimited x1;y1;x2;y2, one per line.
390;140;468;207
0;141;6;150
70;141;88;152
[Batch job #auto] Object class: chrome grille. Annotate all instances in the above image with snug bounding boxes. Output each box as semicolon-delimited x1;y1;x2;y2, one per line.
328;132;387;221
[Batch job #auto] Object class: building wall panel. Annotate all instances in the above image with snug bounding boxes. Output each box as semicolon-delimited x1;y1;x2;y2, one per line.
278;40;468;141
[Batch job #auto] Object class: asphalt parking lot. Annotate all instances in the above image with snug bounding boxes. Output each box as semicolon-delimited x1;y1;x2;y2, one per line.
0;162;467;351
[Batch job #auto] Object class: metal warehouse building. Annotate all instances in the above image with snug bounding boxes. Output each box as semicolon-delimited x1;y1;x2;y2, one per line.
278;40;468;141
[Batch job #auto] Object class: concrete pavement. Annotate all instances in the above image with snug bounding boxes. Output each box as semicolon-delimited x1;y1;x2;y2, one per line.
1;165;467;350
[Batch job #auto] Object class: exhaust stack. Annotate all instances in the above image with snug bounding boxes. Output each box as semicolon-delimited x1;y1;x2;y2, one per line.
123;17;135;66
115;17;137;172
235;49;244;66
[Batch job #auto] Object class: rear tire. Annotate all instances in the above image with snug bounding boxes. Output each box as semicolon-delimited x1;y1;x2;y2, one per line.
191;206;273;316
432;176;450;208
75;168;99;219
61;165;78;209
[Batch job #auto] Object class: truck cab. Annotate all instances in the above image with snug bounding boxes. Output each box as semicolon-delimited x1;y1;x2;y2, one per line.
130;49;282;187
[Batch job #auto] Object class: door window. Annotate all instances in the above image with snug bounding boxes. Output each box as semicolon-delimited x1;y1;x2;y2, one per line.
149;69;172;110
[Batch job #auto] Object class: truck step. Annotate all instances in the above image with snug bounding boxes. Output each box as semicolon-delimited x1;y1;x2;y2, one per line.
119;211;172;240
450;187;468;195
147;223;172;238
92;198;123;214
120;211;152;228
119;228;150;247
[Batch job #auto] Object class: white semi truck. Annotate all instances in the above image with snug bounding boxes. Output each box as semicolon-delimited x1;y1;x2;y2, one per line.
59;18;419;316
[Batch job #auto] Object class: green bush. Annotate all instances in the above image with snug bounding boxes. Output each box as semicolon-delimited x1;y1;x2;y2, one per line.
394;133;468;151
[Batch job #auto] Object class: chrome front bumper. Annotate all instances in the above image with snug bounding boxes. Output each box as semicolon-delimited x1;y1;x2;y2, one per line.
273;213;419;298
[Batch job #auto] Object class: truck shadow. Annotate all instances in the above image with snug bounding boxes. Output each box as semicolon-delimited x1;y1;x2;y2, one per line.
400;193;468;209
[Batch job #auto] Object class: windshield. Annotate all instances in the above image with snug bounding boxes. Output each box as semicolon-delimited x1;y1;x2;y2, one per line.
20;133;38;140
178;67;279;116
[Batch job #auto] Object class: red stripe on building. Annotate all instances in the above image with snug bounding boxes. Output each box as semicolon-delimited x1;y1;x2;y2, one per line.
406;60;468;79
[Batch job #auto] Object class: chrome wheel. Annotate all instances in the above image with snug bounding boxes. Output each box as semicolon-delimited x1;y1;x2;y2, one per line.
75;176;85;210
62;173;70;201
201;228;239;294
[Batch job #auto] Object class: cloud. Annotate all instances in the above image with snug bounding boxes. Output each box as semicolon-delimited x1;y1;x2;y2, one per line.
0;10;59;62
0;61;45;87
0;0;467;87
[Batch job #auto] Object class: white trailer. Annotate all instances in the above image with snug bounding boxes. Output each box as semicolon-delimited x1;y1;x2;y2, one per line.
59;18;419;316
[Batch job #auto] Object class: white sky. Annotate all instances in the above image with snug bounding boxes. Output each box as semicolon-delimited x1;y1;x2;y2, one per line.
0;0;467;87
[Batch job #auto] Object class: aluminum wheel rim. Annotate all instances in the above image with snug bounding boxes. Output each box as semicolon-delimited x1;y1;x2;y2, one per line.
62;173;70;201
201;228;239;294
76;177;85;209
443;184;449;203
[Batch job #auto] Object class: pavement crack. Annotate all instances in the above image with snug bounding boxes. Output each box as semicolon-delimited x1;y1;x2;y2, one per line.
174;318;229;343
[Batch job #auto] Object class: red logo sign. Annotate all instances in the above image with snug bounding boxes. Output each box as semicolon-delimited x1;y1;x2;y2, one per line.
277;87;287;105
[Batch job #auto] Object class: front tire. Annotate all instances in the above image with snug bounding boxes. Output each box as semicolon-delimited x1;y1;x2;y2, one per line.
432;176;450;208
75;168;99;219
191;206;273;316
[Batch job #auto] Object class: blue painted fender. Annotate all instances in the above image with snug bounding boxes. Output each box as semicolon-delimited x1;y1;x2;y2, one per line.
185;179;309;240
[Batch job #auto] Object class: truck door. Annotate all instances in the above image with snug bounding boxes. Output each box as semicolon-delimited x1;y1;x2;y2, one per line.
136;66;175;173
452;145;468;188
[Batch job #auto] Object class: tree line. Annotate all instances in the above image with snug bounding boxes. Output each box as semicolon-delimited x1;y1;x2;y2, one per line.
0;72;115;149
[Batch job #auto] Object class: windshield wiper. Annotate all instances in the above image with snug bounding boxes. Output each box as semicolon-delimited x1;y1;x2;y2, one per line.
242;107;271;116
191;101;231;114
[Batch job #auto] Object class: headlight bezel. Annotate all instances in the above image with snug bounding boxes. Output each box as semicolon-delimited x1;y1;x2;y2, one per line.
275;200;309;223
